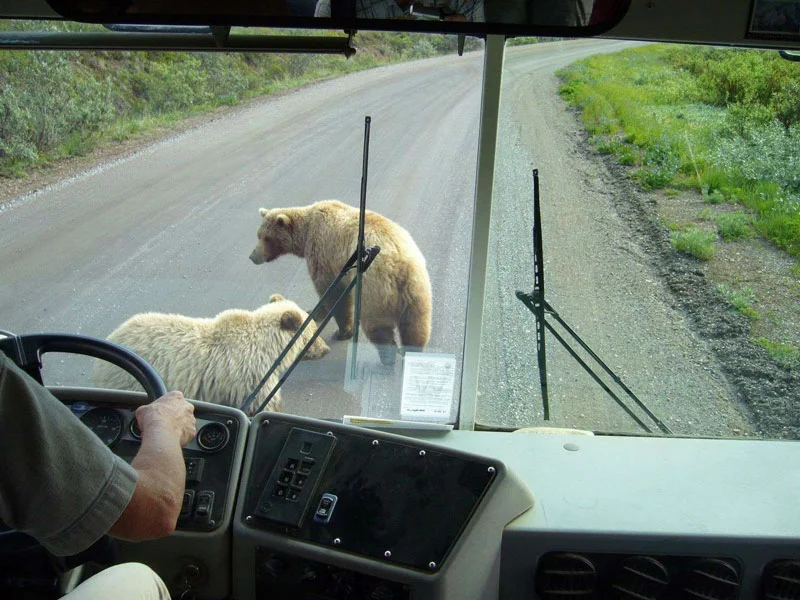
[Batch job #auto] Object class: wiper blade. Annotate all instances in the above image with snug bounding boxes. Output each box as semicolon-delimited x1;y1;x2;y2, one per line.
239;245;381;416
516;169;672;435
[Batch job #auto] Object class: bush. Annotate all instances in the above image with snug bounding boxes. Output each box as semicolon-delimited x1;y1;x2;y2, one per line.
670;227;717;260
716;211;754;241
0;22;467;175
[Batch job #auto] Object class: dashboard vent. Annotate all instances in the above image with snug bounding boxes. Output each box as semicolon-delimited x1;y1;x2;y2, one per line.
536;553;597;599
611;555;670;600
681;558;740;600
762;560;800;600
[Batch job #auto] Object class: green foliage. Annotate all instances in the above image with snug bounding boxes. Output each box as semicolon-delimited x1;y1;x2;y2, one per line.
715;211;754;241
670;227;717;260
716;283;760;320
558;44;800;260
756;337;800;369
0;21;473;176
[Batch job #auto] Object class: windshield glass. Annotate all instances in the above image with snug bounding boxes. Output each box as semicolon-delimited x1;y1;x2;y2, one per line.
0;23;478;425
0;25;797;438
477;39;799;438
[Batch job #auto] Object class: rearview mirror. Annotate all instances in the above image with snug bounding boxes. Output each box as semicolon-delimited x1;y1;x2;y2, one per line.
46;0;632;36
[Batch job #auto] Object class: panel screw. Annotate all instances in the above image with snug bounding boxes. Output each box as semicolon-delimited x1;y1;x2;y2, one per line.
487;466;496;474
372;440;380;447
226;419;233;426
419;450;426;457
333;538;341;545
384;551;392;558
245;516;253;523
260;419;270;427
429;561;437;569
209;520;215;527
327;431;334;436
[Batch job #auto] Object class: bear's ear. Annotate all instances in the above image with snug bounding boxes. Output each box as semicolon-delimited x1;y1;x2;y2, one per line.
280;310;303;331
259;207;269;217
269;294;285;303
275;213;291;228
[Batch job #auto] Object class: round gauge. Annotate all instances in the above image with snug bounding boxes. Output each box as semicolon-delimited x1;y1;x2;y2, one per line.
129;417;142;440
80;407;124;447
196;422;229;452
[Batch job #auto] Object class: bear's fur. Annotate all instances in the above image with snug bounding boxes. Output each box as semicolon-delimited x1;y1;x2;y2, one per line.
92;294;329;414
249;200;432;365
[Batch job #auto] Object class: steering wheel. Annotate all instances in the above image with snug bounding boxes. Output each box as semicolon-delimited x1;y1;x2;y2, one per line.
0;332;167;399
0;332;167;589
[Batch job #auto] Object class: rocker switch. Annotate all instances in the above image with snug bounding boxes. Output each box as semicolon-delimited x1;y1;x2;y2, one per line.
195;491;214;521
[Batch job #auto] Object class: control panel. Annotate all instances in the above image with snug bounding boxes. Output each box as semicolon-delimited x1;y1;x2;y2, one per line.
240;417;500;571
71;402;240;532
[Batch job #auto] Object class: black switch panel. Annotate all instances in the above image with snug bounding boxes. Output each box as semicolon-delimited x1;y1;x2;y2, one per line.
253;428;336;528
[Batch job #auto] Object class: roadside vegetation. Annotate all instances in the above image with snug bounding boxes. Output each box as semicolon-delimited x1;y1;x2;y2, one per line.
557;44;800;370
0;20;477;177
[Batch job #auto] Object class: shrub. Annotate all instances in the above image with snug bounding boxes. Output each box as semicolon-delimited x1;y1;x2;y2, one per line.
670;227;717;260
716;211;754;240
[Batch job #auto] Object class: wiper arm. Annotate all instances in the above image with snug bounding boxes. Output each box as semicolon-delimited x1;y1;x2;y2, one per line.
516;169;672;435
239;245;381;416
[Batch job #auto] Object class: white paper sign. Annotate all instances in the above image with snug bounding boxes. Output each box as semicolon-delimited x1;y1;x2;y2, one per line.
401;353;456;421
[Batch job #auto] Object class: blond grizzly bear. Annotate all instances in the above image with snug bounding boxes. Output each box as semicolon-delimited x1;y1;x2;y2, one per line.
249;200;432;365
92;294;329;414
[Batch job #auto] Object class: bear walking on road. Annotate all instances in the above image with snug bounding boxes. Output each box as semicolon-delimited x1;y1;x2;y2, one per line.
92;294;329;414
249;200;432;365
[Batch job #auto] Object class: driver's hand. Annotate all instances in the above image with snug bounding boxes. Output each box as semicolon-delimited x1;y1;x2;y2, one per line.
135;391;196;447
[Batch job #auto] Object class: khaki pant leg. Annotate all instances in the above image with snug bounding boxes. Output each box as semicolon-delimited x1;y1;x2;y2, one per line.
63;562;170;600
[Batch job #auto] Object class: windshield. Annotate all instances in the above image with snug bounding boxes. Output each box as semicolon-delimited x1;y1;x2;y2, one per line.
0;25;797;438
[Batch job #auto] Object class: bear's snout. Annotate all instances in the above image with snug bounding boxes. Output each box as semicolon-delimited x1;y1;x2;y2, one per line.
249;249;264;265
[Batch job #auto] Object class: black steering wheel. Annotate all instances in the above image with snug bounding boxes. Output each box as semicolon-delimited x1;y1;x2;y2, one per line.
0;332;167;588
0;332;167;399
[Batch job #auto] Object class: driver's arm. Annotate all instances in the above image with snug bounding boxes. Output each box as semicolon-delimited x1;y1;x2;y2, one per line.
0;353;194;556
109;392;195;541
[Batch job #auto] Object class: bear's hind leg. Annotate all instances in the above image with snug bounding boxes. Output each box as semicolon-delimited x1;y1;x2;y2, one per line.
365;325;397;366
399;305;431;354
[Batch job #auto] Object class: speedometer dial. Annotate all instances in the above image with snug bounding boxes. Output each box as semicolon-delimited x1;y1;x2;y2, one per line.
197;422;229;452
80;407;124;447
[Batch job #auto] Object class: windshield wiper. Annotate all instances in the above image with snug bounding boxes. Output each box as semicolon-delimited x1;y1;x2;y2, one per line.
516;169;672;435
241;117;378;416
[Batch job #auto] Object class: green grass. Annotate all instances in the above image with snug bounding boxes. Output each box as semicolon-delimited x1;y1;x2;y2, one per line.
557;45;800;259
756;337;800;369
670;227;717;260
715;211;754;241
716;283;760;320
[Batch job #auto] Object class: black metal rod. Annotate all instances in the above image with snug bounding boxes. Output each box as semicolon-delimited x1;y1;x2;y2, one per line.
254;275;361;416
542;320;654;433
531;169;550;420
351;116;371;379
240;250;362;415
542;300;673;434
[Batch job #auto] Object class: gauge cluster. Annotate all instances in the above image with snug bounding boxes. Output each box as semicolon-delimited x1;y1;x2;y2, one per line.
71;401;241;533
73;402;231;454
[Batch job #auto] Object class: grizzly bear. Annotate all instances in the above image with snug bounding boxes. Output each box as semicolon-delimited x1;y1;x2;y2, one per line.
92;294;329;414
249;200;432;365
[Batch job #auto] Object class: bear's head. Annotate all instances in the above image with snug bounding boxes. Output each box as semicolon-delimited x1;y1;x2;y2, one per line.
250;207;296;265
269;293;330;360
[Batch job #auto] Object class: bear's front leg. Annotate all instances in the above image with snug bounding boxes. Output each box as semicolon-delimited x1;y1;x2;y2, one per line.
333;290;354;340
312;274;354;341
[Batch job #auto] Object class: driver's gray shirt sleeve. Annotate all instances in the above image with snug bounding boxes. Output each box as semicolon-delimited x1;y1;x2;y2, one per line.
0;353;138;556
